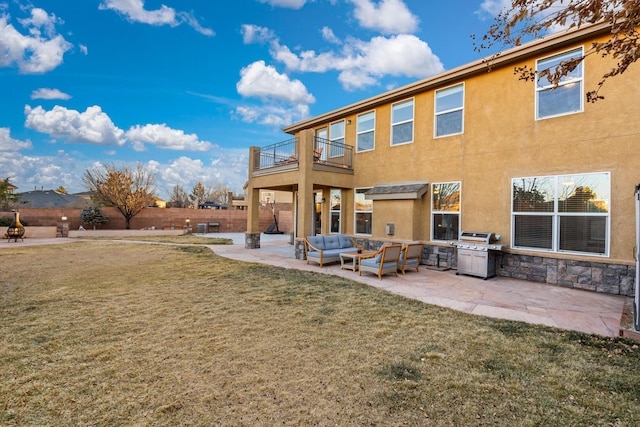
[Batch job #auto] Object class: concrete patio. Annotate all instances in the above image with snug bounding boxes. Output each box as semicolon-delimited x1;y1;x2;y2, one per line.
206;233;633;338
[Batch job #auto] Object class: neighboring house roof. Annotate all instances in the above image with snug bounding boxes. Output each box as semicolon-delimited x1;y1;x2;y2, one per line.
365;181;430;200
18;190;93;209
198;201;226;209
72;191;93;200
1;179;17;193
282;22;611;134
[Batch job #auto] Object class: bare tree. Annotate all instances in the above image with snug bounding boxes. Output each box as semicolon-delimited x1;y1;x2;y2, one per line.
168;184;190;208
209;183;231;205
475;0;640;101
83;163;156;229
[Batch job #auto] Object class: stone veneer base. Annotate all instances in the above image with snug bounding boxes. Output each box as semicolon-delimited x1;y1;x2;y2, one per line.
293;238;636;297
245;233;261;249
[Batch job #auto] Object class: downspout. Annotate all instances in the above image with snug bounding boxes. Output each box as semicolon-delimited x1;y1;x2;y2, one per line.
635;184;640;331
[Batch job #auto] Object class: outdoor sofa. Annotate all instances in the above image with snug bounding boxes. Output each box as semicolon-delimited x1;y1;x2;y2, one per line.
304;234;362;267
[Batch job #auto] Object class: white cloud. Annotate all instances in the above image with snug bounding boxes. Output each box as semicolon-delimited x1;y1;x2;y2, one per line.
79;44;88;55
31;88;72;100
125;124;214;152
476;0;511;18
241;24;276;44
236;60;315;104
0;9;72;73
159;152;248;195
24;104;126;146
234;103;310;127
272;34;443;90
350;0;419;34
321;26;341;44
0;127;32;151
99;0;214;36
257;0;307;9
0;150;81;193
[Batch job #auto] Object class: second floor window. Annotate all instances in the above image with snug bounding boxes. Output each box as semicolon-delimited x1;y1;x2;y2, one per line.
329;120;345;158
536;47;583;120
356;111;375;152
435;84;464;137
391;99;413;146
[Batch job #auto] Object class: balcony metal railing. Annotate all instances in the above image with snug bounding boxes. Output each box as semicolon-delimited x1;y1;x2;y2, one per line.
252;137;353;172
254;138;298;170
313;137;352;169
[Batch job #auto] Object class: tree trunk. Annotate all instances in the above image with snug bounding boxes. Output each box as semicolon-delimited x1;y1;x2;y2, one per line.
125;217;131;229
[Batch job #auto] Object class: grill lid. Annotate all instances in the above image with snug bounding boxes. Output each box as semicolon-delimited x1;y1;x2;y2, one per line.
459;231;496;244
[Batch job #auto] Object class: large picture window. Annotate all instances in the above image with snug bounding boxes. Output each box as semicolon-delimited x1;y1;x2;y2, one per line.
391;99;413;146
512;172;609;255
536;47;583;120
431;182;460;241
354;188;372;235
356;111;375;152
330;189;341;234
435;84;464;137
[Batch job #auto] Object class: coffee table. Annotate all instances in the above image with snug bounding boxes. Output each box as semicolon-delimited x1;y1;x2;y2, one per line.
340;250;372;271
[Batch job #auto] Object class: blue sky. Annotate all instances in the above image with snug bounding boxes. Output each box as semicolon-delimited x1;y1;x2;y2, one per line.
0;0;509;198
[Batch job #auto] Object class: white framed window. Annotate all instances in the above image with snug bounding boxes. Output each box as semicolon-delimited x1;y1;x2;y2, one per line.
511;172;610;256
536;47;584;120
354;188;372;235
435;84;464;137
431;182;461;241
330;189;341;234
329;120;345;158
356;111;375;152
391;98;413;146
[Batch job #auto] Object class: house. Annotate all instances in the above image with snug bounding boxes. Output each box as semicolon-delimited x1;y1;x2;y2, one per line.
18;189;92;209
244;22;639;297
1;179;17;193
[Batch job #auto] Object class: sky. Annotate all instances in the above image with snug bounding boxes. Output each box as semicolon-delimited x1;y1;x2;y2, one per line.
0;0;511;199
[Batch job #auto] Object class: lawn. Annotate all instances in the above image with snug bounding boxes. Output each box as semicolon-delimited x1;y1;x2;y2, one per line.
1;241;639;426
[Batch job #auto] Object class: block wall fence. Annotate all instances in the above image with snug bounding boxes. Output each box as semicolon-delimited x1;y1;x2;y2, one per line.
1;207;292;234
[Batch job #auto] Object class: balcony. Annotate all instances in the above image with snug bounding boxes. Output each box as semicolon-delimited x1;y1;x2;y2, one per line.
252;137;353;175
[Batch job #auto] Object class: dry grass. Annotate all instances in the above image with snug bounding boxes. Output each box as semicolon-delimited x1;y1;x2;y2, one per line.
1;241;639;426
76;234;233;245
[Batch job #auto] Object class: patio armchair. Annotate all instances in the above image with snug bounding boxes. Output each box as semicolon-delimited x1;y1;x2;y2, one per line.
398;242;423;275
359;244;402;280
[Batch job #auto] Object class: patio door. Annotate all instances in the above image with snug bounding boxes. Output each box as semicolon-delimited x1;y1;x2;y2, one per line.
315;128;328;162
313;191;322;235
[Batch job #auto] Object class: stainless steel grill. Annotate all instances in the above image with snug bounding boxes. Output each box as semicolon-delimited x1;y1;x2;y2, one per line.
455;231;505;279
